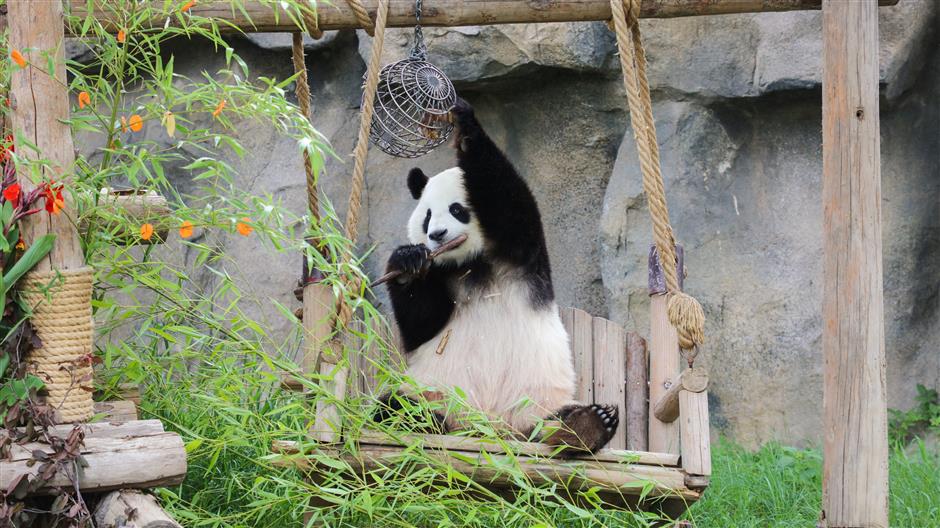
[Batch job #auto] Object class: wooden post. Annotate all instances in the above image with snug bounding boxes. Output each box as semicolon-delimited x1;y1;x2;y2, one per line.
624;332;648;452
679;390;711;478
647;245;683;455
821;1;888;527
8;0;85;271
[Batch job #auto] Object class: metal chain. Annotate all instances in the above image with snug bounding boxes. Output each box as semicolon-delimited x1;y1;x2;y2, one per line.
410;0;427;60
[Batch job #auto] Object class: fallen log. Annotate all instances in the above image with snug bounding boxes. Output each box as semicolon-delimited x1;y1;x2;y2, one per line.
0;420;187;495
93;489;181;528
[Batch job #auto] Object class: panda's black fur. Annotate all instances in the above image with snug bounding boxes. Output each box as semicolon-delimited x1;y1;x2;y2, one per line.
379;99;619;455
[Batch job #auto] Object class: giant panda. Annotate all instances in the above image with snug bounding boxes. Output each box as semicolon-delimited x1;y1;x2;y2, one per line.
379;99;618;454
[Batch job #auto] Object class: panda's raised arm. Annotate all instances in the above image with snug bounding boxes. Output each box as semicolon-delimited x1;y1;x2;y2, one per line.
450;100;552;274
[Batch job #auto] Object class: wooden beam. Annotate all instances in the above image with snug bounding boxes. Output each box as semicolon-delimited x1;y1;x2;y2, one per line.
820;1;888;527
0;420;187;495
67;0;899;34
652;367;708;424
82;190;172;244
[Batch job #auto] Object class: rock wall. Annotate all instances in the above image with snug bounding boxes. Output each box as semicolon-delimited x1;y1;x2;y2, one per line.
100;0;938;446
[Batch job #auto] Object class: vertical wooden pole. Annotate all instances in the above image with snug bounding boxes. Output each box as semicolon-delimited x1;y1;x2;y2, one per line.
625;331;648;452
821;1;888;527
8;0;85;269
647;245;683;455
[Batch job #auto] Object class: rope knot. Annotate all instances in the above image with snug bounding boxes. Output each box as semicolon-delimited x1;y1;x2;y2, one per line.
667;291;705;352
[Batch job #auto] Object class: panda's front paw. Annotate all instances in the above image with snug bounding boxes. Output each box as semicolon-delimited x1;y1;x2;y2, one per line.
450;98;479;152
387;244;432;281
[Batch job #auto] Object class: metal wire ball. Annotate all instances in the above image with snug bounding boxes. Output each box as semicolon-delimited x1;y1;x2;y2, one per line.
368;58;456;158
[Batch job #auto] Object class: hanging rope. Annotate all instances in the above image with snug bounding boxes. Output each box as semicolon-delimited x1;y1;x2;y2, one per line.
345;0;376;36
609;0;705;357
291;32;319;224
343;0;388;246
291;0;388;328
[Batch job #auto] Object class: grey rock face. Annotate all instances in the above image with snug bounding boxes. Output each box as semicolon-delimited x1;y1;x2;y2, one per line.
357;22;616;84
84;1;938;446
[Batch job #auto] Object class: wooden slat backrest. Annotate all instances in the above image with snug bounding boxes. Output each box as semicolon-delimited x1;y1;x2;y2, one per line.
559;307;628;450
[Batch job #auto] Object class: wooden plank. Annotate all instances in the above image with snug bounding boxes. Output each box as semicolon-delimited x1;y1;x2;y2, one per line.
302;282;334;375
648;295;680;455
0;428;186;494
652;367;708;423
678;390;711;476
355;429;680;466
625;331;648;452
591;317;626;450
311;349;349;444
272;442;700;503
67;0;899;34
562;307;594;404
93;400;139;422
821;1;888;526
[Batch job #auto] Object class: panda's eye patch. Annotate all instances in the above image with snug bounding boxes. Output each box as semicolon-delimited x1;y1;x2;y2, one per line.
449;203;470;224
422;209;431;234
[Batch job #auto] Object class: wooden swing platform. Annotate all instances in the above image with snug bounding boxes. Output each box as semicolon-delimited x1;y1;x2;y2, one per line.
273;248;710;511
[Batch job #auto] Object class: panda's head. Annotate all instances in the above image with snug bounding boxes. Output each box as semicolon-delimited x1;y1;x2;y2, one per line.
406;166;484;265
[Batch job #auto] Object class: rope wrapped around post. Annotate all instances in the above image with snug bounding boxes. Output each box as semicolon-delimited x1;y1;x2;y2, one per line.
20;268;96;423
609;0;705;359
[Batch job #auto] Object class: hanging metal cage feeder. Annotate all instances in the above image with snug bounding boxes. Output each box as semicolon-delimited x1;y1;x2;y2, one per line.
368;0;456;158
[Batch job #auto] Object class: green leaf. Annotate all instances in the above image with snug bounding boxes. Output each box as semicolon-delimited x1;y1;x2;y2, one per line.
3;234;55;293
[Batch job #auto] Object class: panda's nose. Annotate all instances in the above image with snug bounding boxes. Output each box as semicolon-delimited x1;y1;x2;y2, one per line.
429;229;448;243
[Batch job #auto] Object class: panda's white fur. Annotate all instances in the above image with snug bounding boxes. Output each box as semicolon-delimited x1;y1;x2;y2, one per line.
401;167;577;433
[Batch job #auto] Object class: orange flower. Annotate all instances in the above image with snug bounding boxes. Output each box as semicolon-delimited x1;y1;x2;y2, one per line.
117;29;126;43
42;181;65;215
179;220;194;239
236;217;253;236
15;238;25;251
128;114;143;132
10;49;26;68
140;223;154;241
78;91;90;109
181;0;196;13
212;99;226;118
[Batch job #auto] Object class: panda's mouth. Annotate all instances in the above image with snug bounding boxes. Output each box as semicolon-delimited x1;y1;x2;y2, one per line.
429;233;468;254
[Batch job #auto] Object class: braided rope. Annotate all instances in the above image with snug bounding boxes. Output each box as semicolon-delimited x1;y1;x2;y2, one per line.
345;0;375;36
344;0;388;246
610;0;705;353
299;7;324;39
20;268;95;423
292;32;320;223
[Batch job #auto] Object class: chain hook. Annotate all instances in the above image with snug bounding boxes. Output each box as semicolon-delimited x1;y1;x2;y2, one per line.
410;0;428;60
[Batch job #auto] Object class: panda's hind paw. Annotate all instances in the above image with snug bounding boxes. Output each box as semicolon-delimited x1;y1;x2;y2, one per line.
543;403;619;456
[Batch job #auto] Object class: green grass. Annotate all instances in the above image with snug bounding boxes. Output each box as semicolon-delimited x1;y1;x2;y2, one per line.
687;439;940;528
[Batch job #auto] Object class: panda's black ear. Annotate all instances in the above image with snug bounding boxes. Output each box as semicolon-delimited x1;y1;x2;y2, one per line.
407;168;428;199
